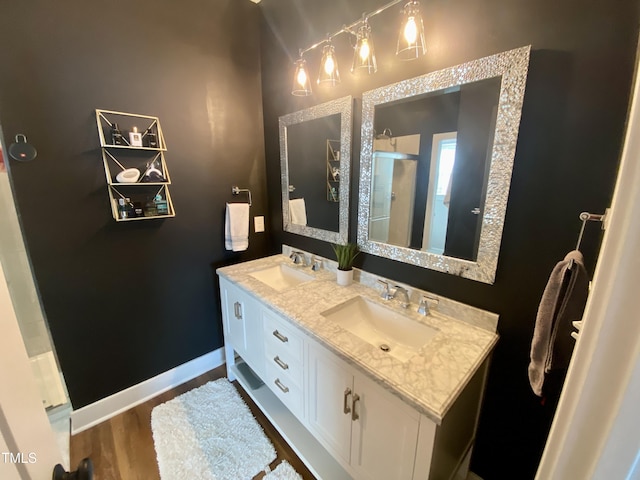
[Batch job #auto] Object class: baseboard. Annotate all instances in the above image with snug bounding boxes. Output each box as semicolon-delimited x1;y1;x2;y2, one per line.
70;348;225;435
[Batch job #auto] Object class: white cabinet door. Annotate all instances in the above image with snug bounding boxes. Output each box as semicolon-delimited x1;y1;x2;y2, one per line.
350;373;420;480
221;279;247;357
220;279;263;377
307;341;420;479
307;342;354;467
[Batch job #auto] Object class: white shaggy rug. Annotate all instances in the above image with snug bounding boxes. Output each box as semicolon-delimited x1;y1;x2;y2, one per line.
151;379;277;480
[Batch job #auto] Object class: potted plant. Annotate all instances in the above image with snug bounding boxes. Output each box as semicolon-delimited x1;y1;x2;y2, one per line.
332;242;360;286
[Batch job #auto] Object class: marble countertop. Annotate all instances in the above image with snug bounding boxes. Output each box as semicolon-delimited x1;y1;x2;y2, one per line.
217;254;498;424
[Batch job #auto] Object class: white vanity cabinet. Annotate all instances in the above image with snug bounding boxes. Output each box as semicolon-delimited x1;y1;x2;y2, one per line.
218;272;491;480
220;278;265;379
307;341;420;479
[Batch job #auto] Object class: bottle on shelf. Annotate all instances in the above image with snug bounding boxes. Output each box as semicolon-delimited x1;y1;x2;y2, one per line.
111;123;124;146
129;126;143;147
154;194;169;215
144;128;158;148
125;197;135;218
118;198;128;219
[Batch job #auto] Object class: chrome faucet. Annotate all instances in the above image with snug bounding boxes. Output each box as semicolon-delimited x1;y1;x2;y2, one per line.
289;251;306;265
378;280;410;308
393;285;410;308
378;280;393;300
417;294;439;316
310;257;321;271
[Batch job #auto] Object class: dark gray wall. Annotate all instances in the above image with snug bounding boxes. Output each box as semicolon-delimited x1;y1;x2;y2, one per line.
0;0;270;408
259;0;639;478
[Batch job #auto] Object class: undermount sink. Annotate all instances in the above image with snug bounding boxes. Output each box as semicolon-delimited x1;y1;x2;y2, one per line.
321;296;439;362
249;264;314;291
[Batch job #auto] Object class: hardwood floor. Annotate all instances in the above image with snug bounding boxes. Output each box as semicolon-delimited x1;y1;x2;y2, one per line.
70;365;316;480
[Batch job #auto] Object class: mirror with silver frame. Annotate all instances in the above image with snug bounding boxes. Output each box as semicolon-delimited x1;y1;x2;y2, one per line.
280;96;352;244
357;46;531;284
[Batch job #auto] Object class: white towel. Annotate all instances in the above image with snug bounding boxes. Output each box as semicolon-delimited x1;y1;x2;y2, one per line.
289;198;307;226
225;203;249;252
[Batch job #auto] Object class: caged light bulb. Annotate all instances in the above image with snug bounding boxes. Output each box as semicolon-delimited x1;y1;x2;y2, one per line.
404;16;418;45
359;39;370;61
324;55;335;75
297;67;307;87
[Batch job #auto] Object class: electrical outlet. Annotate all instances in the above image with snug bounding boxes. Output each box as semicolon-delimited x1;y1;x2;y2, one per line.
254;216;265;233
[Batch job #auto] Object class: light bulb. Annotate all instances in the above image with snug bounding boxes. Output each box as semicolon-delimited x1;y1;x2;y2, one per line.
297;67;307;87
404;16;417;44
396;1;426;60
359;39;370;61
324;55;335;75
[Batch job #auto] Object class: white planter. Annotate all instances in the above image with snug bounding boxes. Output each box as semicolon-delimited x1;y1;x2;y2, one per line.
336;269;353;286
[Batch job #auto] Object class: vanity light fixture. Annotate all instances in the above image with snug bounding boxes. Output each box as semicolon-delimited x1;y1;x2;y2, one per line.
290;0;427;96
396;0;427;60
292;54;313;96
318;40;341;86
351;19;377;74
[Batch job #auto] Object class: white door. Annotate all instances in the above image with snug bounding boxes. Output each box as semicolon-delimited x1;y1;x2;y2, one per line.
0;261;63;479
306;343;354;466
350;372;420;480
423;132;457;254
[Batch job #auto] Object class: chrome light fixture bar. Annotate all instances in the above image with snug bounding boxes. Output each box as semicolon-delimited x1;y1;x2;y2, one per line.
291;0;424;96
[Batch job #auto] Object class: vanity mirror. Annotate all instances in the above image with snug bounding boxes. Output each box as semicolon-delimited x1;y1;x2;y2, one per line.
357;46;531;284
280;96;352;244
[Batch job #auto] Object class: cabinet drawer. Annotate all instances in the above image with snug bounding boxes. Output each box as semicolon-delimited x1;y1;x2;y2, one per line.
264;341;303;389
265;363;304;420
262;309;303;361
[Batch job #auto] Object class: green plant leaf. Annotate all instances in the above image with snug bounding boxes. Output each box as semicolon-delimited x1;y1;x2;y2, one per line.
332;242;360;271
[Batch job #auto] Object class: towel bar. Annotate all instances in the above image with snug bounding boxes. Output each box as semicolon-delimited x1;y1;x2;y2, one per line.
232;186;252;206
575;210;607;250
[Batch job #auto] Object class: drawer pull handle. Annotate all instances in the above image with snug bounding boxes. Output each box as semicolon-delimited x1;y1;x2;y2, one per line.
234;301;242;319
343;388;352;415
274;356;289;370
273;330;288;343
274;378;289;393
351;394;360;421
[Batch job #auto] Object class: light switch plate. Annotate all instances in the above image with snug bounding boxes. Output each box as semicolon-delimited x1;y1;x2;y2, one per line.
254;216;265;233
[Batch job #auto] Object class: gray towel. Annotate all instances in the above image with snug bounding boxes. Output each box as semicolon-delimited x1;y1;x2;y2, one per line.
528;250;590;397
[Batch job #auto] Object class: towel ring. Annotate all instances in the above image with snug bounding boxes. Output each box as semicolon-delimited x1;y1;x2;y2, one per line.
231;186;252;206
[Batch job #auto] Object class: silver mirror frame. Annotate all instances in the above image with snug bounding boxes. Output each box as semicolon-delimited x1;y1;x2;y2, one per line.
280;96;352;244
357;46;531;284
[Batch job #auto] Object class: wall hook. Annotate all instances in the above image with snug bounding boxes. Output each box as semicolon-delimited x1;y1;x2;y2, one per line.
9;134;38;162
